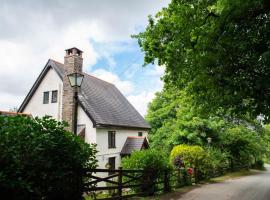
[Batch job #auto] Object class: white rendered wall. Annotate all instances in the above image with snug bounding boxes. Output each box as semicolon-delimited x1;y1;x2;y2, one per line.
23;68;63;120
96;129;148;169
77;105;96;144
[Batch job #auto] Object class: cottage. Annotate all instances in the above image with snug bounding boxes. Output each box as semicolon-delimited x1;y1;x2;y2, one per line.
18;47;150;169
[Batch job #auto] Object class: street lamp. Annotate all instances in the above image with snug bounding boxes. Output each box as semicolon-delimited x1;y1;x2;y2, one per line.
67;72;84;135
207;137;212;147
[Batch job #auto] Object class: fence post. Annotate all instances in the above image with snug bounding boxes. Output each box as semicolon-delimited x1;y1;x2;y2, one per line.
194;167;197;183
118;167;123;198
163;169;170;192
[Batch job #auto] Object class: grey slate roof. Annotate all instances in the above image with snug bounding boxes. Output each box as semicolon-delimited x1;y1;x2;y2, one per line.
19;59;151;129
120;137;149;155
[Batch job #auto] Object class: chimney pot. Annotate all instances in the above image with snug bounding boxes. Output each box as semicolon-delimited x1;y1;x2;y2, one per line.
65;47;83;57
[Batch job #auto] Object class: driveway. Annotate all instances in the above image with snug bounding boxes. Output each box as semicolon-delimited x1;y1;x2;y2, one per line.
174;165;270;200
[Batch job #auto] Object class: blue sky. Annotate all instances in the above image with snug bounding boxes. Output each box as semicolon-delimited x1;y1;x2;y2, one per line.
0;0;170;115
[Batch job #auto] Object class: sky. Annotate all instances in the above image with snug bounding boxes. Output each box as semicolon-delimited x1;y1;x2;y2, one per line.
0;0;170;116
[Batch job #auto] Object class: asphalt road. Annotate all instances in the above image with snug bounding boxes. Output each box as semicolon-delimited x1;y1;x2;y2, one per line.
177;166;270;200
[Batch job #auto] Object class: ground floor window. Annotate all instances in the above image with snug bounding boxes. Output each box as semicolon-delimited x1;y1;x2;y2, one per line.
108;157;116;175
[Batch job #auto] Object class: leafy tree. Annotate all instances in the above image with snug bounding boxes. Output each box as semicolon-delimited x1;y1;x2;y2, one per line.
146;86;226;153
146;84;267;170
0;115;97;200
221;125;266;168
135;0;270;119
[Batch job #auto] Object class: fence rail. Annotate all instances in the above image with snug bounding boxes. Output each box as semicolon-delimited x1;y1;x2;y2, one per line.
82;167;228;200
82;167;193;200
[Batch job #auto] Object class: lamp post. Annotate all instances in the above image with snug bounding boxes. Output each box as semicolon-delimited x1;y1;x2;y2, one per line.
67;72;84;135
207;137;212;147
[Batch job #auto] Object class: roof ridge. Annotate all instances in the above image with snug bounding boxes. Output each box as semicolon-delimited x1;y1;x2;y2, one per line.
50;59;114;86
49;59;64;66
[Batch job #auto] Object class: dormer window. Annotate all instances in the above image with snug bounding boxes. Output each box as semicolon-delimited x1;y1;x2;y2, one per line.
51;90;58;103
43;91;49;104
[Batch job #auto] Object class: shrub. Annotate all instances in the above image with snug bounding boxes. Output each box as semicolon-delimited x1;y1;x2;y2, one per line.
207;148;230;176
221;126;265;169
122;149;171;195
0;115;97;200
252;160;264;170
170;144;211;180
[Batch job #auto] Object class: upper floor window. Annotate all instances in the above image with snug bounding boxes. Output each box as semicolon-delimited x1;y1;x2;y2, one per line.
138;132;143;137
43;91;49;104
51;90;58;103
108;131;116;148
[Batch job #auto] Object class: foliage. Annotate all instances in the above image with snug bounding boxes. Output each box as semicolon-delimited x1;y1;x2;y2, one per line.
122;149;171;194
221;125;265;169
170;144;211;177
207;148;230;173
0;115;98;200
122;149;170;172
146;83;268;171
262;124;270;160
135;0;270;119
146;86;226;153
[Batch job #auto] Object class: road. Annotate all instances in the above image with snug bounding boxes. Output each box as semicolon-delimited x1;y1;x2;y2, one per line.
174;166;270;200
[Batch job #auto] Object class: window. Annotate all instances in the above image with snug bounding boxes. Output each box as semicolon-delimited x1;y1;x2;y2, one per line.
108;131;116;148
43;91;49;104
138;132;143;137
51;90;58;103
108;157;116;175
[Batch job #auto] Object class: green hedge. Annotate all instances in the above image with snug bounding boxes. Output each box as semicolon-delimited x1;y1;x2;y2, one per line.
0;115;97;200
122;149;171;195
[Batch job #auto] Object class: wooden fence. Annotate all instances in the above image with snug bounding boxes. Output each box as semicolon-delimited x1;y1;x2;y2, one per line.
84;167;169;200
82;167;192;200
81;166;230;200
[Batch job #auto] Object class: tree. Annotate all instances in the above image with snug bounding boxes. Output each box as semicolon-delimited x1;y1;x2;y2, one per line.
135;0;270;119
146;86;226;153
146;84;267;169
0;115;97;200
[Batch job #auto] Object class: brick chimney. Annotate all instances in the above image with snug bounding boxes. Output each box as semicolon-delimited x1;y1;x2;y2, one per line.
62;47;83;132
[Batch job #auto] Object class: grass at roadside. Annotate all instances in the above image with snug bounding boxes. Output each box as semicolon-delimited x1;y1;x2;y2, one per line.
210;169;261;183
133;169;263;200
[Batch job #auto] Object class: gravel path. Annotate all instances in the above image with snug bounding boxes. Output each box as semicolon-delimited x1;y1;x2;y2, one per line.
175;166;270;200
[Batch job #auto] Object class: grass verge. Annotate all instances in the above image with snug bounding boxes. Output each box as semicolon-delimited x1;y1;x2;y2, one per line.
210;169;261;183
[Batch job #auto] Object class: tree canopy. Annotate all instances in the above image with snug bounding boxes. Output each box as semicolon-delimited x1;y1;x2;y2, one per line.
135;0;270;119
146;84;268;168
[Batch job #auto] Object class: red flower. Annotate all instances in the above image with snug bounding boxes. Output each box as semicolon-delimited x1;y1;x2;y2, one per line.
187;168;193;175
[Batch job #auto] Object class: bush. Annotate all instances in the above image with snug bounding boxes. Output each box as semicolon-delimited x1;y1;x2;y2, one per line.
221;126;265;169
170;144;211;180
207;148;230;176
122;149;171;195
252;160;264;170
0;115;97;200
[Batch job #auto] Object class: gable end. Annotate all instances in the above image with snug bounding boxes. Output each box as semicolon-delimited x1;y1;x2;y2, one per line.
18;59;63;112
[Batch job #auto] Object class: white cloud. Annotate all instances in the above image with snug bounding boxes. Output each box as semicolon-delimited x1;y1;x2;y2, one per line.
0;0;170;110
145;65;165;76
127;92;156;116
